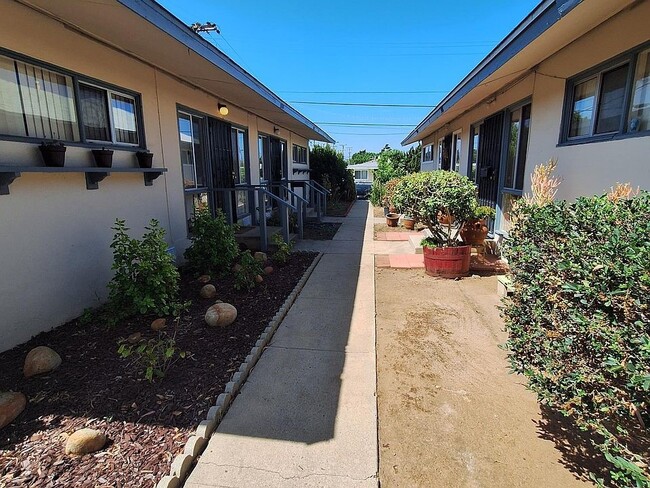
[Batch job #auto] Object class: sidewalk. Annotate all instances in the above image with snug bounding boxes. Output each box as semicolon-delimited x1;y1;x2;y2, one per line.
185;201;378;488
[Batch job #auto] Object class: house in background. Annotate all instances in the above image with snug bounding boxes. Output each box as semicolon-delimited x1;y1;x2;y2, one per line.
403;0;650;233
0;0;333;352
348;159;378;198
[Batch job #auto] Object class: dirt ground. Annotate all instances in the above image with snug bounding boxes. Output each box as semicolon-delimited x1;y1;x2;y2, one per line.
375;268;595;488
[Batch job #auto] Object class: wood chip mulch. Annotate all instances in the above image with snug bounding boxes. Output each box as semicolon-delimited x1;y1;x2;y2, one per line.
302;222;341;240
0;252;318;488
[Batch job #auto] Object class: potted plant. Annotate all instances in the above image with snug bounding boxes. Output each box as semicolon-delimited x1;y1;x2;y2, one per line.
401;215;416;230
136;150;154;168
91;147;114;168
385;213;400;227
393;171;477;278
38;141;66;167
460;206;495;246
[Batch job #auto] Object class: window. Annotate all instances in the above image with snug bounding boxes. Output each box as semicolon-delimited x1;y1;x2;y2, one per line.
562;44;650;142
178;112;206;190
451;130;462;172
422;144;433;162
258;135;269;181
354;170;368;180
0;52;142;146
468;123;481;182
292;144;307;164
436;137;444;170
504;103;531;191
231;127;249;217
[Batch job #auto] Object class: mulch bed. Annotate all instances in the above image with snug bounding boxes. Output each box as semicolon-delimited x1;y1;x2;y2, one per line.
302;222;341;240
0;252;318;488
326;199;355;217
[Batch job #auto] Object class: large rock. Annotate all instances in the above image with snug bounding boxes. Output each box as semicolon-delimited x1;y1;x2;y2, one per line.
0;392;27;430
24;346;62;378
65;428;107;455
151;318;167;331
200;284;217;299
254;252;267;263
204;303;238;328
197;274;211;284
264;266;274;275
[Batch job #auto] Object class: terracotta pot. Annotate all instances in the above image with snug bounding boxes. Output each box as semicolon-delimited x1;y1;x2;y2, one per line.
386;213;400;227
423;245;471;278
402;216;415;230
460;218;489;246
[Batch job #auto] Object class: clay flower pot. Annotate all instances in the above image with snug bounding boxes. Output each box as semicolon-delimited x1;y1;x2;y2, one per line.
460;218;489;246
386;213;400;227
401;216;415;230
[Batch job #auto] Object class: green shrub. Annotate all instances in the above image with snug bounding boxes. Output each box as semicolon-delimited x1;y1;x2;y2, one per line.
233;250;264;291
310;145;355;201
392;171;477;246
369;181;384;207
381;177;402;209
184;208;239;275
108;219;180;318
502;193;650;487
118;331;188;382
271;233;293;265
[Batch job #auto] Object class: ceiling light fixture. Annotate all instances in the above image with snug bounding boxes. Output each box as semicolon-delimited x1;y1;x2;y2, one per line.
218;103;229;116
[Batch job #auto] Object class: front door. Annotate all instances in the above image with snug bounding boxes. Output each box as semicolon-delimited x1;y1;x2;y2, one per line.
476;112;503;209
207;117;235;221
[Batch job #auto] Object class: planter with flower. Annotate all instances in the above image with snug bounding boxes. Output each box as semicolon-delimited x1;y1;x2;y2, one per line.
460;205;495;246
382;177;402;226
393;171;477;278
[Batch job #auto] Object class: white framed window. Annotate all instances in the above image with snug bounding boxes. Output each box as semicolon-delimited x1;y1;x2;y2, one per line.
79;82;139;145
354;170;368;180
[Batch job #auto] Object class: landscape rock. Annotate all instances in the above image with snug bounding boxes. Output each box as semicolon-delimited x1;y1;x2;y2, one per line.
200;284;217;299
0;392;27;430
254;252;267;262
151;318;167;331
255;275;264;284
23;346;62;378
127;332;142;344
264;266;274;275
205;302;238;328
197;275;211;284
65;428;107;455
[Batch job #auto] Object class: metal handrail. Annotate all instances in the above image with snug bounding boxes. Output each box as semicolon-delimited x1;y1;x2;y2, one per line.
275;183;306;239
310;179;331;195
258;187;297;250
302;181;327;221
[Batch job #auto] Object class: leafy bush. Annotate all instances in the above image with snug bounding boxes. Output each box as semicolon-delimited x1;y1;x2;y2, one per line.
233;250;264;291
184;208;239;275
369;181;384;207
392;171;477;247
118;330;188;382
271;233;293;265
309;145;355;201
108;219;180;318
381;178;402;209
502;193;650;487
472;205;496;220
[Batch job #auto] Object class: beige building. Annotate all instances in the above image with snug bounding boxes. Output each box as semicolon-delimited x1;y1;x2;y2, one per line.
0;0;333;351
403;0;650;233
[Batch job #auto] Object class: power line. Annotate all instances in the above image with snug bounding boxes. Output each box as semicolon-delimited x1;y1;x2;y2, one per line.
315;122;416;127
328;131;407;135
279;90;448;94
289;101;434;108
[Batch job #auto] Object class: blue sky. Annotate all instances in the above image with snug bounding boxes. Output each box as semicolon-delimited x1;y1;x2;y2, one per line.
159;0;539;157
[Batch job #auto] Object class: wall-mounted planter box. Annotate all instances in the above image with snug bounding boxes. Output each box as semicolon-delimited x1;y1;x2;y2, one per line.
0;166;167;195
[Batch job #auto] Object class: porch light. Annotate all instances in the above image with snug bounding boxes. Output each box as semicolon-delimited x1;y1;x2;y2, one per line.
218;103;229;116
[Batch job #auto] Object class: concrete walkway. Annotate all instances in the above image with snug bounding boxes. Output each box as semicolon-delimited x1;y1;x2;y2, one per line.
185;201;378;488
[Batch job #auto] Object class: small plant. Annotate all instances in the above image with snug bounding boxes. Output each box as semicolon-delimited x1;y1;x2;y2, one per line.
381;177;402;209
369;181;384;207
271;233;293;265
523;158;562;206
118;331;188;382
233;250;264;291
184;208;239;275
607;182;640;202
472;205;496;220
108;219;180;319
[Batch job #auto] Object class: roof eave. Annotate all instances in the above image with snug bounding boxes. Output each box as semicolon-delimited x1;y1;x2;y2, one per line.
116;0;334;143
401;0;581;145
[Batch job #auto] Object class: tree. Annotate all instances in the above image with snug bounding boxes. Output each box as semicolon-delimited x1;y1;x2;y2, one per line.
309;145;355;201
348;150;378;165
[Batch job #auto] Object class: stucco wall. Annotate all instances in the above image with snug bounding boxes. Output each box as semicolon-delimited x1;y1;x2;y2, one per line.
0;3;312;351
419;2;650;200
